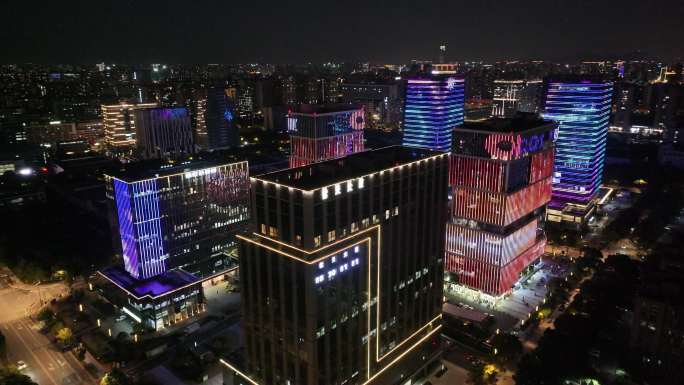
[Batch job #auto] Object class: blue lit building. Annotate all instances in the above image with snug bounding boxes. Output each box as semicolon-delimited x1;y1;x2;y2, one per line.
542;77;613;227
98;160;250;330
402;75;465;152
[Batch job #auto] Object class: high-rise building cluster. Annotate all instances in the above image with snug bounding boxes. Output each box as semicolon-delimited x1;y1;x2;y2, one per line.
5;57;684;385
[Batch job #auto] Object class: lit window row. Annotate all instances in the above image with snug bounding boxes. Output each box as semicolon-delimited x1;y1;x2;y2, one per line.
320;176;366;200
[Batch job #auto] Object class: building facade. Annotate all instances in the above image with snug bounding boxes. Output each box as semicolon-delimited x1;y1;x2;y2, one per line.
205;87;240;150
102;102;157;155
225;146;449;385
99;160;250;330
287;104;365;167
446;115;556;296
491;80;543;118
542;77;613;228
105;161;250;280
340;83;402;129
134;107;193;160
491;80;525;118
402;75;465;152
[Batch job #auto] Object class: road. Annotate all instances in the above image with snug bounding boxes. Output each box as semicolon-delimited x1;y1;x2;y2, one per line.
0;268;99;385
2;317;99;385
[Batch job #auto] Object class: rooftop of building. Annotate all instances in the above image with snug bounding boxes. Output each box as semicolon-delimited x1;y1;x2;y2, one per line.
105;159;244;182
458;113;556;134
289;103;362;115
544;74;611;84
99;265;200;299
256;145;443;190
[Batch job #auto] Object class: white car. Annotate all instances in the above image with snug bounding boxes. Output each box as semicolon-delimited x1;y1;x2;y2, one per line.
16;360;27;371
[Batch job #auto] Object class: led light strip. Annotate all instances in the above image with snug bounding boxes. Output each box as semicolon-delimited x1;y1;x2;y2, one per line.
239;231;378;381
362;324;442;385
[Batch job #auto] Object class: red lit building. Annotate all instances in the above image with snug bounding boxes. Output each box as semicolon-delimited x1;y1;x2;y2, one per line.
447;113;556;296
287;104;365;167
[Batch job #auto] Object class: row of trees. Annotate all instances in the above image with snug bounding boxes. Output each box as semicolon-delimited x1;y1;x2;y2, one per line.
514;255;640;385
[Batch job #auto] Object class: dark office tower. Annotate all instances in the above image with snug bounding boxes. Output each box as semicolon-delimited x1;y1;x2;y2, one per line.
340;82;402;129
517;80;543;114
491;80;525;117
447;114;556;295
205;87;239;150
134;107;193;160
649;79;681;143
402;75;465;152
492;80;544;118
237;80;256;118
189;96;208;150
613;81;636;130
224;146;449;385
287;104;365;167
99;161;250;330
542;76;612;228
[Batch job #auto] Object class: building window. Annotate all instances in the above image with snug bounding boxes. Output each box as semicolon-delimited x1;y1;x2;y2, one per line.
269;226;278;237
362;218;370;227
321;187;329;200
328;230;336;242
347;180;353;192
358;177;365;189
260;223;267;234
319;261;325;269
351;222;358;233
334;183;342;196
314;235;321;247
385;209;390;220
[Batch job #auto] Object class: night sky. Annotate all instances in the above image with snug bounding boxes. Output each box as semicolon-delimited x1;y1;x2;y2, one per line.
2;0;682;64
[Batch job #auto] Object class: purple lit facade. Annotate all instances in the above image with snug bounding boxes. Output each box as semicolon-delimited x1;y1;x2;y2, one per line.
113;178;166;280
101;161;250;330
542;78;612;227
402;75;465;152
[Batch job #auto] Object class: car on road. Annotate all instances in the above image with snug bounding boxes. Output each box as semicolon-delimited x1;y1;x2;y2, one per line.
16;360;27;371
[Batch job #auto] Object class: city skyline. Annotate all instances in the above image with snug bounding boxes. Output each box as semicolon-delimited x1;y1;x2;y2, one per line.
2;1;683;64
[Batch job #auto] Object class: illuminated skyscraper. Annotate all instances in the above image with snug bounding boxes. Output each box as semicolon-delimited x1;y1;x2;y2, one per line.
446;114;556;296
402;75;465;152
102;102;158;156
225;146;449;385
97;161;250;330
542;77;612;227
287;103;365;167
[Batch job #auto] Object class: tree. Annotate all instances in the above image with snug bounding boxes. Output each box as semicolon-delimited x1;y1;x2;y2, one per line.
37;307;54;322
468;363;498;385
56;327;73;347
490;332;523;367
99;368;130;385
0;366;39;385
0;330;5;358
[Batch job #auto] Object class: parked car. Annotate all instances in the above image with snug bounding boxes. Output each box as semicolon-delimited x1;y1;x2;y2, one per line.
16;360;28;371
